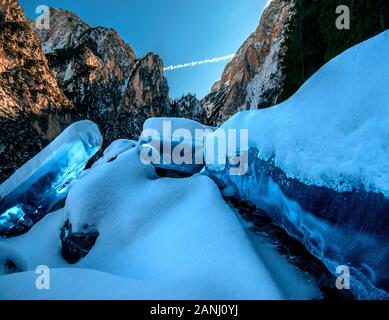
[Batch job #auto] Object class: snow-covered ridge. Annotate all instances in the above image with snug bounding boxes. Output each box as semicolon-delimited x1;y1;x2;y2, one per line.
31;8;90;54
219;31;389;197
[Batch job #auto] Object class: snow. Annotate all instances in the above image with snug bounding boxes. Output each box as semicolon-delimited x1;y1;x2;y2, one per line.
65;149;282;299
0;210;67;271
0;147;285;299
140;118;214;174
43;42;54;54
63;62;73;81
41;37;66;54
41;39;66;54
119;77;130;96
246;35;283;109
91;139;138;168
208;148;389;299
218;31;389;196
265;0;273;9
0;145;319;299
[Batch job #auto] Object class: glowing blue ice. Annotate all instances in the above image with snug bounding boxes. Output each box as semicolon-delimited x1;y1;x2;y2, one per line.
0;120;103;237
204;147;389;299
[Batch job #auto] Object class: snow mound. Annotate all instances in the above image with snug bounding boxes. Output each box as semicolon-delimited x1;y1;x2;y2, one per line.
0;147;297;299
64;148;283;299
220;31;389;196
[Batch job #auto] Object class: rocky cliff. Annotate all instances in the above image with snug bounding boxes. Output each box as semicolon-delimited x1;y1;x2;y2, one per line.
4;0;387;182
170;93;205;123
29;8;171;144
0;0;75;183
30;7;204;145
202;0;293;126
0;2;203;182
203;0;389;126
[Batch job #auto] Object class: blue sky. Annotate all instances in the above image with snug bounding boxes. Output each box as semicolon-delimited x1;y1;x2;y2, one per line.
20;0;267;99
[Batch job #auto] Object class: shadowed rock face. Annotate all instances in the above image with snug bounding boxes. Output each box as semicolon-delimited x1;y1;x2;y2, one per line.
0;0;76;183
113;53;171;140
170;93;205;123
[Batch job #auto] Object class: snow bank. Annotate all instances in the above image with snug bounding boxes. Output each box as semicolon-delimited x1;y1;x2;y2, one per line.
64;148;283;298
0;147;295;299
219;31;389;196
1;268;250;300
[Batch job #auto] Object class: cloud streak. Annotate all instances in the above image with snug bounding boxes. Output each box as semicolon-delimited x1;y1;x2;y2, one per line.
164;54;235;71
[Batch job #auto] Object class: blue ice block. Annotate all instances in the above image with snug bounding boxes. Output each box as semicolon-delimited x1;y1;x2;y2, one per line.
204;147;389;299
139;118;213;175
0;120;103;237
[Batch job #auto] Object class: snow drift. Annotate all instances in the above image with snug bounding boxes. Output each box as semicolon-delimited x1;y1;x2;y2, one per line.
205;31;389;299
219;30;389;196
1;145;315;299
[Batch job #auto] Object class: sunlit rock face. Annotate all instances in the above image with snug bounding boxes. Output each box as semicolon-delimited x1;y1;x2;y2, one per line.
30;8;204;147
202;0;293;126
0;0;24;23
30;8;169;143
0;0;76;183
202;0;389;126
0;1;207;183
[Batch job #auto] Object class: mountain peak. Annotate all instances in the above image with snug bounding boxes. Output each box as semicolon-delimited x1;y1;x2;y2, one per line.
30;6;136;61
